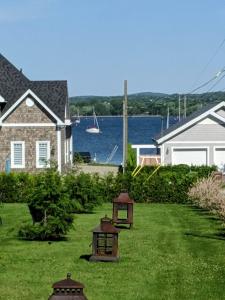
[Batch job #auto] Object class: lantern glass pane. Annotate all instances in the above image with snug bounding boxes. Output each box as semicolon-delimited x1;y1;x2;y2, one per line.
96;233;113;255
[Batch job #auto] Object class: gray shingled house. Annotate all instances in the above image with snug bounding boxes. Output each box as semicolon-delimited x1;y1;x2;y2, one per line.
0;54;72;173
154;101;225;171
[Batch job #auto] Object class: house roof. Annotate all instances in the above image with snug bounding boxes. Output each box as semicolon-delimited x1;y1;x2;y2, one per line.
154;101;224;144
0;54;68;122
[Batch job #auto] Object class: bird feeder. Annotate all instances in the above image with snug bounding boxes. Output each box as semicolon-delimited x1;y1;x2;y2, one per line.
48;273;88;299
112;191;134;228
90;215;120;262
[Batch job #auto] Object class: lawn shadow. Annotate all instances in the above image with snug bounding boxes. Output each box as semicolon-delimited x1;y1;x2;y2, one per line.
189;206;221;222
79;254;92;261
115;225;131;230
184;232;225;241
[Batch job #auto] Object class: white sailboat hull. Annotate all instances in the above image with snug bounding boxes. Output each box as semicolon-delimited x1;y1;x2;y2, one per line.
86;127;100;133
86;108;101;133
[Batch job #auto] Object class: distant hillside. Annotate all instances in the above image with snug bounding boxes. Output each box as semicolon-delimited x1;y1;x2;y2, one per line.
69;92;169;103
69;91;225;116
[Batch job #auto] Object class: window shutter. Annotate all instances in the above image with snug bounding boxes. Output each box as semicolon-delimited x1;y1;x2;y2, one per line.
14;143;23;166
36;141;50;168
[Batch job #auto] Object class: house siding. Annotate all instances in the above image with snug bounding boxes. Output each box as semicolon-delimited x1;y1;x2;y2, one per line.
216;108;225;118
169;123;225;142
4;98;55;123
0;127;57;172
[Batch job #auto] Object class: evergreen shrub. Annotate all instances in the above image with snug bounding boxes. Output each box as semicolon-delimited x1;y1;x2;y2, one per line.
18;167;73;240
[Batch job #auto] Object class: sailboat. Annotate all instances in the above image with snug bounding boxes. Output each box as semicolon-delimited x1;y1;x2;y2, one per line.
86;108;101;133
75;109;80;124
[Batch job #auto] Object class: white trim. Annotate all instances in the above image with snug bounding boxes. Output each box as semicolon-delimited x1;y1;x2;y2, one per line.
69;133;73;164
57;128;62;173
161;144;164;166
0;95;6;103
132;144;156;149
36;141;50;168
210;112;225;124
166;141;225;144
157;101;225;144
65;119;71;125
11;141;25;168
0;89;64;125
171;146;209;166
213;146;225;169
2;123;56;127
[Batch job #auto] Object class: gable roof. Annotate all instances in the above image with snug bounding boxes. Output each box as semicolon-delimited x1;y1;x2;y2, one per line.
0;54;68;122
154;101;225;144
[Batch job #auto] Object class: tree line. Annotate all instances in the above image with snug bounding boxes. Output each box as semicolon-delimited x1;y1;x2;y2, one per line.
69;91;225;117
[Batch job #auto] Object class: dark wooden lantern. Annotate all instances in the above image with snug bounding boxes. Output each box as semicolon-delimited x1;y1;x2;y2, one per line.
90;215;120;262
48;273;88;300
113;191;134;228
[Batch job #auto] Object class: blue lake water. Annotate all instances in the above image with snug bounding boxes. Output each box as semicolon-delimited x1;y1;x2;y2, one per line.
72;116;177;165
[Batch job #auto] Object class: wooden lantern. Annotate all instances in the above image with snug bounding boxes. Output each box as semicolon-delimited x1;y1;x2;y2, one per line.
90;215;120;262
113;191;134;228
48;273;88;299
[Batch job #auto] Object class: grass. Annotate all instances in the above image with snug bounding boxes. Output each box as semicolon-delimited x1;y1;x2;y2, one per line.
0;203;225;300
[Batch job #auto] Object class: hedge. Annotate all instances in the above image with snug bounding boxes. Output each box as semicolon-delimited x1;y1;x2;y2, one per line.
0;165;216;206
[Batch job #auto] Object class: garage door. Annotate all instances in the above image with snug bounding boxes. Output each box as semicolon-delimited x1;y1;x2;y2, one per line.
214;148;225;171
172;148;207;166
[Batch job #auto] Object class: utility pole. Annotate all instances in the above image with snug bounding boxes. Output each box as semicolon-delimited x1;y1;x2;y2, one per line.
178;94;181;121
184;95;187;118
123;80;128;173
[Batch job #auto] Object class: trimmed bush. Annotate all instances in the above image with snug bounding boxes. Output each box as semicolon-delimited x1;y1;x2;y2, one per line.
0;172;31;203
64;172;104;213
119;165;216;203
18;168;73;240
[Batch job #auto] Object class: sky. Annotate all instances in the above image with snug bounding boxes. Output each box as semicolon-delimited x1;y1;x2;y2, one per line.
1;0;225;96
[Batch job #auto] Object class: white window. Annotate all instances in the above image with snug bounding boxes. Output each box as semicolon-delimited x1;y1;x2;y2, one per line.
11;141;25;168
36;141;50;168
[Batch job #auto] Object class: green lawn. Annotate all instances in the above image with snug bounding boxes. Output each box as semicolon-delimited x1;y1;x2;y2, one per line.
1;203;225;300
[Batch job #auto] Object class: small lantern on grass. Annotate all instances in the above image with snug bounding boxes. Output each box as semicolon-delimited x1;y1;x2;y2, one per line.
90;215;120;262
113;191;134;228
48;273;88;299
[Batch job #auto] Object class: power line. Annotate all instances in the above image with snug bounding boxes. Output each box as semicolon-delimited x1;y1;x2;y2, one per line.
187;67;225;94
190;37;225;89
206;73;225;93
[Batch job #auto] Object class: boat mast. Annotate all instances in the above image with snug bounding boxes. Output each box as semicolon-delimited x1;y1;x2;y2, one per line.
123;80;128;173
166;106;170;129
178;94;181;121
93;108;99;129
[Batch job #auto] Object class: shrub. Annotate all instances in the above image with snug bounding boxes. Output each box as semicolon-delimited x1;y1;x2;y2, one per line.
18;167;73;240
0;172;31;203
117;165;215;203
188;176;225;221
64;172;104;213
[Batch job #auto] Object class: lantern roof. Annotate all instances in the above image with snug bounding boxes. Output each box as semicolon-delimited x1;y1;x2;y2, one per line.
52;273;85;289
92;215;120;233
113;191;134;204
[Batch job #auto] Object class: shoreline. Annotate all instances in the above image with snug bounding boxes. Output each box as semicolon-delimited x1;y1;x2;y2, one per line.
72;114;163;118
